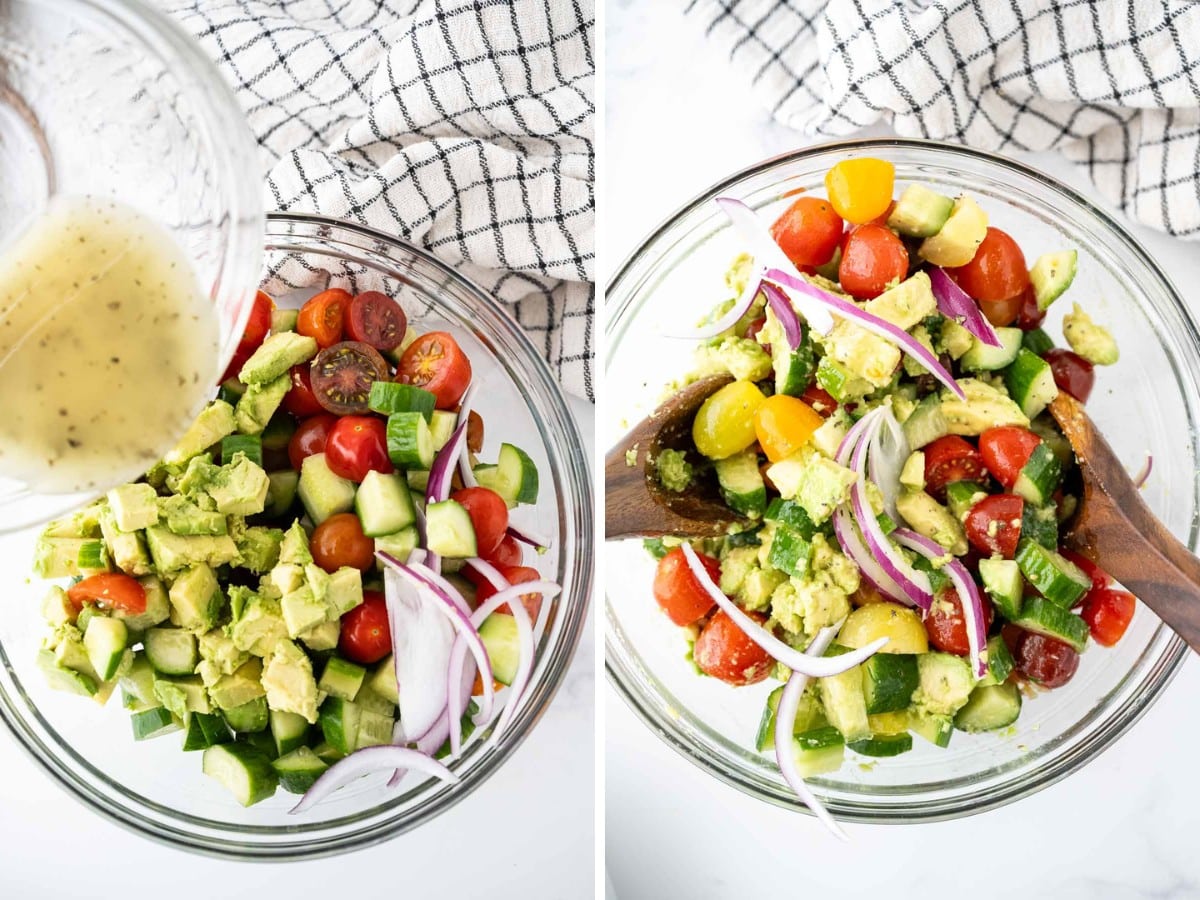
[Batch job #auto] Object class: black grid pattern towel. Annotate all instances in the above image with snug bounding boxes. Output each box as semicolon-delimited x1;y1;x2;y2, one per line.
685;0;1200;239
162;0;595;400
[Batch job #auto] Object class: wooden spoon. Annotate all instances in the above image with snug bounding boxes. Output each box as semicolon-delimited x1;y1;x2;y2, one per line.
604;374;742;539
1049;391;1200;653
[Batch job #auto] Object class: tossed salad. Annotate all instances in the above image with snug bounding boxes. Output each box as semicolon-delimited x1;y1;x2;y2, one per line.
645;157;1137;836
30;285;556;809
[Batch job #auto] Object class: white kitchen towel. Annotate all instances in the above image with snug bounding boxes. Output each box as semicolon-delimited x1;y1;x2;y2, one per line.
684;0;1200;239
161;0;595;400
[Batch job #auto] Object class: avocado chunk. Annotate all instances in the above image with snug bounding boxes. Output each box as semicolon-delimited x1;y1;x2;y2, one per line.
261;640;320;724
919;195;988;267
229;593;289;657
32;536;94;579
1061;302;1119;366
765;449;857;524
210;658;267;710
232;523;284;574
97;506;154;576
767;534;858;635
895;489;968;556
155;676;213;717
939;378;1029;436
196;628;251;687
106;483;161;532
298;618;340;651
235;373;291;435
158;495;228;536
168;564;225;633
655;449;694;493
281;586;328;638
279;521;313;566
305;564;331;604
325;567;364;617
692;335;772;382
41;504;105;539
267;563;307;597
144;526;239;574
239;332;318;385
163;401;237;465
206;453;271;516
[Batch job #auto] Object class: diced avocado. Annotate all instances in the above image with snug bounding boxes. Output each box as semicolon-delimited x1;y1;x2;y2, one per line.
654;448;694;493
271;308;298;333
895;489;967;556
298;618;340;651
267;563;306;597
163;401;237;465
239;332;318;385
205;453;271;516
899;451;925;490
229;593;289;657
144;526;239;574
1062;302;1118;366
887;183;955;237
232;524;284;575
766;534;857;635
919;195;988;267
41;586;76;628
154;675;213;717
815;355;874;402
279;521;313;566
326;566;364;617
98;506;153;576
1029;250;1077;311
106;483;161;532
810;408;850;459
41;504;104;538
168;564;225;633
198;628;250;681
210;658;267;711
305;563;331;604
936;318;974;361
911;652;975;717
158;495;228;536
719;547;786;613
863;272;938;330
939;378;1029;436
765;449;856;524
261;640;320;724
821;320;901;389
234;373;291;435
281;586;328;638
692;335;772;382
33;536;92;579
37;650;97;698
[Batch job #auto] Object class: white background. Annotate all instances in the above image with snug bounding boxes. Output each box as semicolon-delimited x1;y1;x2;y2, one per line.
605;3;1200;899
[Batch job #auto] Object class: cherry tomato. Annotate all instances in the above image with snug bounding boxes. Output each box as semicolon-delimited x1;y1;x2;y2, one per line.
310;341;391;415
466;410;484;455
67;573;147;614
220;290;274;382
753;394;823;463
824;157;895;224
287;413;337;472
867;199;897;227
281;365;325;418
1081;588;1135;646
1043;348;1095;403
474;564;543;621
924;588;994;657
297;288;350;349
1015;632;1079;688
339;590;391;664
693;609;773;686
769;196;844;267
325;416;393;483
838;224;909;300
978;426;1042;488
1000;623;1025;657
1015;285;1045;330
923;435;988;500
486;533;524;568
345;291;407;352
450;487;509;558
396;332;472;410
978;293;1023;328
948;227;1029;303
801;383;837;417
1060;548;1113;597
653;547;720;626
964;493;1024;558
311;512;375;573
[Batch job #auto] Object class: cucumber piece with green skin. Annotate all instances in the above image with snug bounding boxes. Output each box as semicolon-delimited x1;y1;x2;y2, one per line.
909;710;954;748
386;412;435;469
270;709;312;757
118;654;159;706
84;616;128;681
479;613;520;685
1021;501;1059;550
368;382;436;421
77;540;109;572
1030;250;1078;310
815;356;872;403
945;480;987;521
266;470;300;518
1004;349;1058;418
366;655;399;705
143;628;199;676
221;434;263;468
769;324;817;396
901;394;950;450
37;649;97;698
261;413;297;452
1013;597;1089;652
183;711;232;751
1030;416;1073;468
1013;442;1062;505
373;527;419;566
217;379;247;406
355;709;394;749
714;449;767;517
202;742;278;807
754;685;827;752
954;682;1022;732
318;696;361;755
790;726;846;778
271;308;299;333
131;706;182;741
1015;539;1090;607
425;499;478;558
849;733;914;757
272;746;329;794
318;656;367;701
353;685;395;716
764;498;818;537
767;525;811;578
978;557;1023;620
298;452;357;525
312;741;344;764
818;649;870;742
960;327;1023;372
1022;328;1055;356
978;634;1015;686
861;654;919;715
475;443;540;506
122;688;155;712
222;695;269;733
406;468;431;493
354;470;416;537
240;729;280;761
887;183;955;237
428;410;458;452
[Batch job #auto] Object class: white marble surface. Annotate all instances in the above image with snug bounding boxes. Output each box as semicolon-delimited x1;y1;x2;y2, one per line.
0;395;594;900
604;3;1200;899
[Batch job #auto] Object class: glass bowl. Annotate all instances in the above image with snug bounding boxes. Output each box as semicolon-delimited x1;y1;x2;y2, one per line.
0;213;593;858
604;138;1196;823
0;0;264;531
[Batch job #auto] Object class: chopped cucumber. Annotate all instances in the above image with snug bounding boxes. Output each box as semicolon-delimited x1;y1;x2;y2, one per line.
978;634;1015;687
425;499;478;558
770;329;816;396
373;527;419;566
266;470;300;518
861;654;918;715
354;470;416;537
272;746;329;794
960;327;1022;372
318;696;361;755
818;650;869;742
221;434;263;468
369;382;436;421
183;712;232;751
1022;501;1059;550
318;656;367;701
77;540;109;572
909;710;954;748
1022;328;1055;356
887;183;955;237
945;480;987;521
766;525;811;578
202;742;279;807
37;650;97;698
714;449;767;517
84;616;128;681
261;413;297;452
298;452;357;525
1013;597;1089;652
270;709;312;757
754;686;827;752
978;557;1023;620
366;656;399;705
131;706;182;741
789;726;846;778
1013;442;1062;505
475;443;540;506
764;498;818;537
955;682;1022;732
386;412;435;469
479;613;520;685
848;733;913;757
1015;539;1090;607
1029;250;1078;310
271;308;298;333
428;410;458;452
222;696;269;733
355;709;394;750
143;628;199;676
1004;349;1058;418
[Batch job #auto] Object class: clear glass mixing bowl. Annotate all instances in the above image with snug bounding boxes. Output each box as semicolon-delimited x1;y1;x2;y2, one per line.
0;0;264;530
605;138;1196;823
0;214;594;858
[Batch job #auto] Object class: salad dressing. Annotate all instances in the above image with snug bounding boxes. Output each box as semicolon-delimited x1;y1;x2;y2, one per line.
0;195;217;493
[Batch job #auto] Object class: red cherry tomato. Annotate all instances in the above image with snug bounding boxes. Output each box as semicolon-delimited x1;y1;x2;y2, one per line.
1043;348;1095;403
1001;623;1025;658
474;564;543;621
838;223;909;300
297;288;350;349
345;291;407;352
924;588;995;657
67;573;147;614
220;290;274;383
923;435;988;500
948;227;1029;303
287;413;337;472
978;293;1024;328
450;487;509;558
396;332;472;410
1015;632;1079;688
978;426;1042;488
769;196;844;268
801;383;838;417
964;493;1025;558
325;416;393;483
693;609;773;686
867;199;897;227
485;533;523;568
1081;588;1136;647
1059;549;1113;597
1015;285;1045;330
311;512;376;573
339;590;392;664
653;547;720;627
281;365;326;418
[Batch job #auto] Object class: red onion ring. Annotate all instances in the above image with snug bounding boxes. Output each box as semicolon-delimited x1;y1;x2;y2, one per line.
928;267;1002;348
290;745;458;814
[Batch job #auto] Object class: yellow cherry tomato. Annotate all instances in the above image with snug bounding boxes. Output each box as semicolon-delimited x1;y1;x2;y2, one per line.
838;602;929;654
692;380;766;460
824;157;896;224
752;394;823;462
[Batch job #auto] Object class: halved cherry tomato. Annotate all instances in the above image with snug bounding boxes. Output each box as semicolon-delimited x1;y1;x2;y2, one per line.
287;413;337;472
67;573;147;614
325;416;393;483
339;590;391;664
1015;632;1079;688
450;487;509;558
220;290;274;383
345;291;407;352
769;196;844;267
753;394;823;463
923;435;988;500
978;426;1041;488
1060;548;1112;597
653;547;719;626
486;533;524;568
310;341;391;415
396;332;472;409
474;564;543;620
948;227;1029;303
693;609;773;686
838;224;909;299
281;365;325;418
978;293;1023;328
1015;285;1045;330
297;288;350;349
824;158;895;224
311;512;375;573
964;493;1024;558
801;383;837;417
1043;348;1095;403
1081;588;1136;646
924;587;994;657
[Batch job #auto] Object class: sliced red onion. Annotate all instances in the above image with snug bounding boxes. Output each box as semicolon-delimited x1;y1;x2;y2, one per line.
680;544;887;674
716;198;835;334
1134;453;1153;489
290;745;458;814
929;267;1001;348
761;282;802;350
426;421;467;505
463;557;509;592
386;698;463;789
408;547;428;567
868;405;910;522
383;567;454;741
832;507;904;602
763;267;966;400
893;528;988;678
507;522;551;553
774;623;847;841
667;269;764;339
